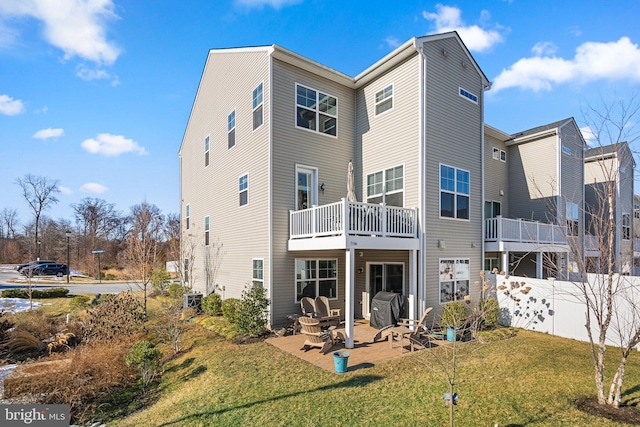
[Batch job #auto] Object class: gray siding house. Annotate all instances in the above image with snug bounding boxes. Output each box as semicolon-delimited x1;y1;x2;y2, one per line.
179;32;490;348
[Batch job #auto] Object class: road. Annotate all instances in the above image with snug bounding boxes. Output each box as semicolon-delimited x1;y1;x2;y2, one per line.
0;266;136;294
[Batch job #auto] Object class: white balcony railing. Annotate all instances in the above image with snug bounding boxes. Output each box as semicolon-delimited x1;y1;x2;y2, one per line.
290;198;417;240
485;216;567;245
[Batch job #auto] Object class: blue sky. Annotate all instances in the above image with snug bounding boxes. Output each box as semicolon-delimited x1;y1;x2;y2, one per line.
1;0;640;225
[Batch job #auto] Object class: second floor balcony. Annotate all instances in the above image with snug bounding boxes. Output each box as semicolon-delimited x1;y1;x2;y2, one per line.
288;198;419;251
485;216;567;252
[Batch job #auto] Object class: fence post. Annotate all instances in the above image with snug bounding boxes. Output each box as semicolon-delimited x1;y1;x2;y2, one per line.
342;198;348;235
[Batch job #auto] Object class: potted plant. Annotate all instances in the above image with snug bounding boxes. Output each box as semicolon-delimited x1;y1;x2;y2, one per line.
441;301;468;342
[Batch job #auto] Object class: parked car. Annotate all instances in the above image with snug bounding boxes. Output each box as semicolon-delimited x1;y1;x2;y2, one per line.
21;263;68;277
16;260;56;272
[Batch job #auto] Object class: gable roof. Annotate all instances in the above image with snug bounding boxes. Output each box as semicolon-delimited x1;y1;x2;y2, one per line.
511;118;574;140
585;141;634;165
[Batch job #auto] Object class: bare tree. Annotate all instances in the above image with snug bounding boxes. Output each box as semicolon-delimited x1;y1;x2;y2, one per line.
118;201;165;315
15;174;60;260
204;236;224;296
1;208;19;239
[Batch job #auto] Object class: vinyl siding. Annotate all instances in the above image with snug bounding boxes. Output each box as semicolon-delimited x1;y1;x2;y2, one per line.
270;58;355;324
181;49;271;299
422;38;484;311
559;122;585;255
484;134;509;218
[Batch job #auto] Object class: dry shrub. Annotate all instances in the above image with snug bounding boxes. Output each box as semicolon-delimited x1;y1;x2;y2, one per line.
4;341;137;423
6;330;45;354
10;310;57;341
83;292;145;343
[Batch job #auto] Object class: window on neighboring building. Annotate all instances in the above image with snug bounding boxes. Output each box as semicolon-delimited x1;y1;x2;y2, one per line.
500;150;506;162
239;174;248;206
374;84;393;116
439;259;470;304
459;87;478;104
204;136;210;167
484;258;499;272
204;215;210;246
228;110;236;149
295;84;337;136
295;259;337;301
252;259;264;286
366;165;404;207
634;203;640;219
484;201;501;219
440;164;470;219
566;202;579;236
253;83;263;130
623;213;631;240
185;204;190;230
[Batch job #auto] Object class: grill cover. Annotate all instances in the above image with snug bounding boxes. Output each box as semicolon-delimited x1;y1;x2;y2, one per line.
370;291;404;329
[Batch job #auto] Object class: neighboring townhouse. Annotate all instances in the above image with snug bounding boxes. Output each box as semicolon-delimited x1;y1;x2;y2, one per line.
179;32;489;348
584;142;636;274
483;118;586;279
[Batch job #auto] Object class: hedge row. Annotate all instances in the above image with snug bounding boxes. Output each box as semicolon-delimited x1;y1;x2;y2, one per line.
1;288;70;299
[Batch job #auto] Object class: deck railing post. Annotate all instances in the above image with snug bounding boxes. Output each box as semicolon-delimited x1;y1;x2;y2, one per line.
497;215;502;241
311;205;317;238
382;202;387;237
341;198;348;235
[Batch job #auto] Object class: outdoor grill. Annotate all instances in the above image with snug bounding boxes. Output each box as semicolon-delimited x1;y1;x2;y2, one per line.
370;291;404;329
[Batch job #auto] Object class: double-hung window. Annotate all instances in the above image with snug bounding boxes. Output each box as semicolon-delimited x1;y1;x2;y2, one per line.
439;259;470;303
253;83;263;130
566;202;579;236
440;164;470;219
623;213;631;240
375;84;393;116
228;110;236;149
204;136;210;167
185;204;190;230
252;259;264;286
366;165;403;207
295;84;337;136
295;259;337;301
204;216;210;246
239;174;248;206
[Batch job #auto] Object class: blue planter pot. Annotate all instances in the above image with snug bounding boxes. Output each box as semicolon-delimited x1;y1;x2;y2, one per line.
446;327;457;342
333;351;350;373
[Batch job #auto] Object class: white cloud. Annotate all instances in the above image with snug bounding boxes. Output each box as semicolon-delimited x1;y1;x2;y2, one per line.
385;36;401;49
33;127;64;140
0;0;121;65
81;133;148;156
0;94;25;115
580;126;597;146
492;37;640;93
531;41;558;57
422;4;505;52
234;0;302;8
58;185;72;195
80;182;108;194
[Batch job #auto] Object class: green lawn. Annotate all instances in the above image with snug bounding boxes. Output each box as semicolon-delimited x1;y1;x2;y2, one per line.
113;324;640;426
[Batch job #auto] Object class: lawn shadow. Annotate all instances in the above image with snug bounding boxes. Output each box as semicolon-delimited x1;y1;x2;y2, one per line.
623;383;640;406
163;357;195;373
157;374;383;426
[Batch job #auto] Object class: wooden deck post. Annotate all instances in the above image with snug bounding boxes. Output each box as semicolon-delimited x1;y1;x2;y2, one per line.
345;248;355;349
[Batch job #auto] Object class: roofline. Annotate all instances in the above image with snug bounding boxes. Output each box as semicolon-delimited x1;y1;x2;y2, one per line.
270;44;354;86
354;38;417;88
509;118;575;145
484;123;511;141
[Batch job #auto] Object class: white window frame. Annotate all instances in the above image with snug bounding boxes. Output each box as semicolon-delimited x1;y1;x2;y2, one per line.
294;83;338;138
484;200;501;219
492;147;499;160
252;258;264;286
185;204;190;230
366;164;404;207
295;164;318;210
252;82;264;131
439;258;470;304
294;258;338;302
484;258;499;272
239;173;248;207
566;202;579;236
205;135;210;167
374;84;394;116
623;212;631;240
204;215;210;246
500;150;506;162
228;109;236;149
459;87;478;104
439;164;470;220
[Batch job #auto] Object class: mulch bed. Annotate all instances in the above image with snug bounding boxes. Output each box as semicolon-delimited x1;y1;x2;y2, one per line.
575;396;640;425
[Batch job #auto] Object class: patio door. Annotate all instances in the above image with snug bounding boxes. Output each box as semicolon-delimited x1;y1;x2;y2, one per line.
296;165;318;210
364;263;404;318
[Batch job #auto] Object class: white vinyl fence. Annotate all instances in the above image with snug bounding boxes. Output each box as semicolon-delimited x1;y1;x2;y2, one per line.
491;273;640;349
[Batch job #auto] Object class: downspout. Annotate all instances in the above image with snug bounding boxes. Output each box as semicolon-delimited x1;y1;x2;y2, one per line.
557;132;564;277
268;49;274;327
415;41;427;314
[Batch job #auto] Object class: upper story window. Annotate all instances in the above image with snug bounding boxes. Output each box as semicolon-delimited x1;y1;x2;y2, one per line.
440;164;470;220
634;203;640;219
228;110;236;149
204;215;210;246
253;83;263;130
492;147;506;162
204;136;210;167
253;259;264;286
459;87;478;104
295;83;337;136
566;202;579;236
239;174;248;206
623;213;631;240
366;165;403;207
375;84;393;116
185;204;190;230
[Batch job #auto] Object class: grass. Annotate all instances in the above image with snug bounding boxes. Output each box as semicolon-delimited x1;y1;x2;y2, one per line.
112;324;640;427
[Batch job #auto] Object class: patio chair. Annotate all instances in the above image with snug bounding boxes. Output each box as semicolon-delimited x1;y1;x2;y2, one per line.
298;316;334;354
300;297;317;317
374;307;433;353
314;296;341;327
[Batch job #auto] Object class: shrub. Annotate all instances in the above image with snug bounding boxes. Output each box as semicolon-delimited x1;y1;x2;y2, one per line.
84;292;145;343
70;295;91;311
202;293;222;316
236;285;270;337
1;287;69;299
221;298;241;324
125;340;162;389
441;301;468;329
153;302;192;354
151;269;171;295
11;309;56;341
480;297;500;327
168;282;186;300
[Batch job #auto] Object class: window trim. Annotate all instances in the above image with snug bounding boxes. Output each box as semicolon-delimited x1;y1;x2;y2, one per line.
228;109;236;149
492;147;506;162
500;150;506;162
252;82;264;131
366;164;404;206
566;202;579;236
204;215;210;247
252;258;264;286
439;163;470;221
295;164;318;211
185;204;190;230
239;173;248;207
622;212;631;240
294;258;338;303
439;258;471;304
204;135;210;167
459;87;478;104
374;83;394;116
294;83;338;138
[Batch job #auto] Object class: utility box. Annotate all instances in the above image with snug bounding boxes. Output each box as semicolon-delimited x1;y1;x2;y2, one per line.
183;293;203;312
